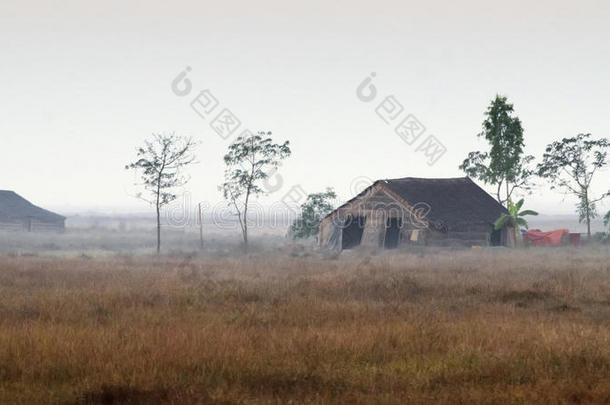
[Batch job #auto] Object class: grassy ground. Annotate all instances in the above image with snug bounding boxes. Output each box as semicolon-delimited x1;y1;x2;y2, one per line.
0;248;609;404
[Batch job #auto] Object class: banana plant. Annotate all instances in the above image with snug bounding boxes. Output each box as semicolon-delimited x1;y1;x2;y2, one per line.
494;198;538;247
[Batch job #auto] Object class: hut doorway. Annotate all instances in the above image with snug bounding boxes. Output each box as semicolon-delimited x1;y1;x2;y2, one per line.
490;227;502;246
342;215;366;249
384;217;402;249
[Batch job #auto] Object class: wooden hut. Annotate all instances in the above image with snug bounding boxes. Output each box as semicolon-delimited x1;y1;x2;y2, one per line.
0;190;65;232
318;177;513;250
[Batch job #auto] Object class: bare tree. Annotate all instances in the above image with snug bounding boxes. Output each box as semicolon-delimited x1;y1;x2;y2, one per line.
221;131;291;252
537;133;609;238
126;133;197;254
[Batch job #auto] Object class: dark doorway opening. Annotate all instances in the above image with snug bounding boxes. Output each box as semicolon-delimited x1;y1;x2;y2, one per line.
342;215;366;249
490;227;502;246
384;217;402;249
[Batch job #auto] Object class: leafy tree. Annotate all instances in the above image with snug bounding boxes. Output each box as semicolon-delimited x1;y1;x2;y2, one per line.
537;133;610;238
126;133;197;254
460;95;535;207
221;131;291;252
290;188;337;240
494;198;538;247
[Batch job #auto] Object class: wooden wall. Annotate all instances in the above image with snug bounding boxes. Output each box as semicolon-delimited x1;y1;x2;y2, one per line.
0;219;65;233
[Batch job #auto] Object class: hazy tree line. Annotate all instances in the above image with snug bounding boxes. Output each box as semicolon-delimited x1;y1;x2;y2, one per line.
125;96;610;253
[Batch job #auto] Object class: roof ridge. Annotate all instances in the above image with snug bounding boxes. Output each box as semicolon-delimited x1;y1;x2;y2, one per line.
384;176;470;182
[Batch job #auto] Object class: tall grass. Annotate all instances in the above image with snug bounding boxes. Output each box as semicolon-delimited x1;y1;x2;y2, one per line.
0;248;609;404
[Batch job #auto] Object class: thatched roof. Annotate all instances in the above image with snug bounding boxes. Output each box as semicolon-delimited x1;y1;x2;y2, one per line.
381;177;507;229
326;177;507;230
0;191;65;223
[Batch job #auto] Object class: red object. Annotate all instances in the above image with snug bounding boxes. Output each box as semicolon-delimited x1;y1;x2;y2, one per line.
523;229;569;247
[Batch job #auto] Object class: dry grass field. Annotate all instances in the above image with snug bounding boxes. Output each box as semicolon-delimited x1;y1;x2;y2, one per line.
0;248;609;404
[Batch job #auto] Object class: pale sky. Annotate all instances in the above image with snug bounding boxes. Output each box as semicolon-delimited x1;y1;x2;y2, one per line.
1;0;609;216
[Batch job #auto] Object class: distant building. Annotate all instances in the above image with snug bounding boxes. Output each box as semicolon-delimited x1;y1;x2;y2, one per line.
318;177;514;250
0;190;65;232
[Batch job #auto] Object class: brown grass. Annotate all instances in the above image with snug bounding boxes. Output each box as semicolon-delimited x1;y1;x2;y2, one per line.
0;248;609;404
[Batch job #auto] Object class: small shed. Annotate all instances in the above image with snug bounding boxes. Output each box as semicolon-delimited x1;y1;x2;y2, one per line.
0;190;65;232
318;177;513;250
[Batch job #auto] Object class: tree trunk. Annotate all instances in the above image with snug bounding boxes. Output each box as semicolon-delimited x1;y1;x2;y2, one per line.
243;225;248;253
242;204;249;253
242;178;252;254
155;181;161;255
154;156;166;255
584;189;592;239
156;201;161;255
